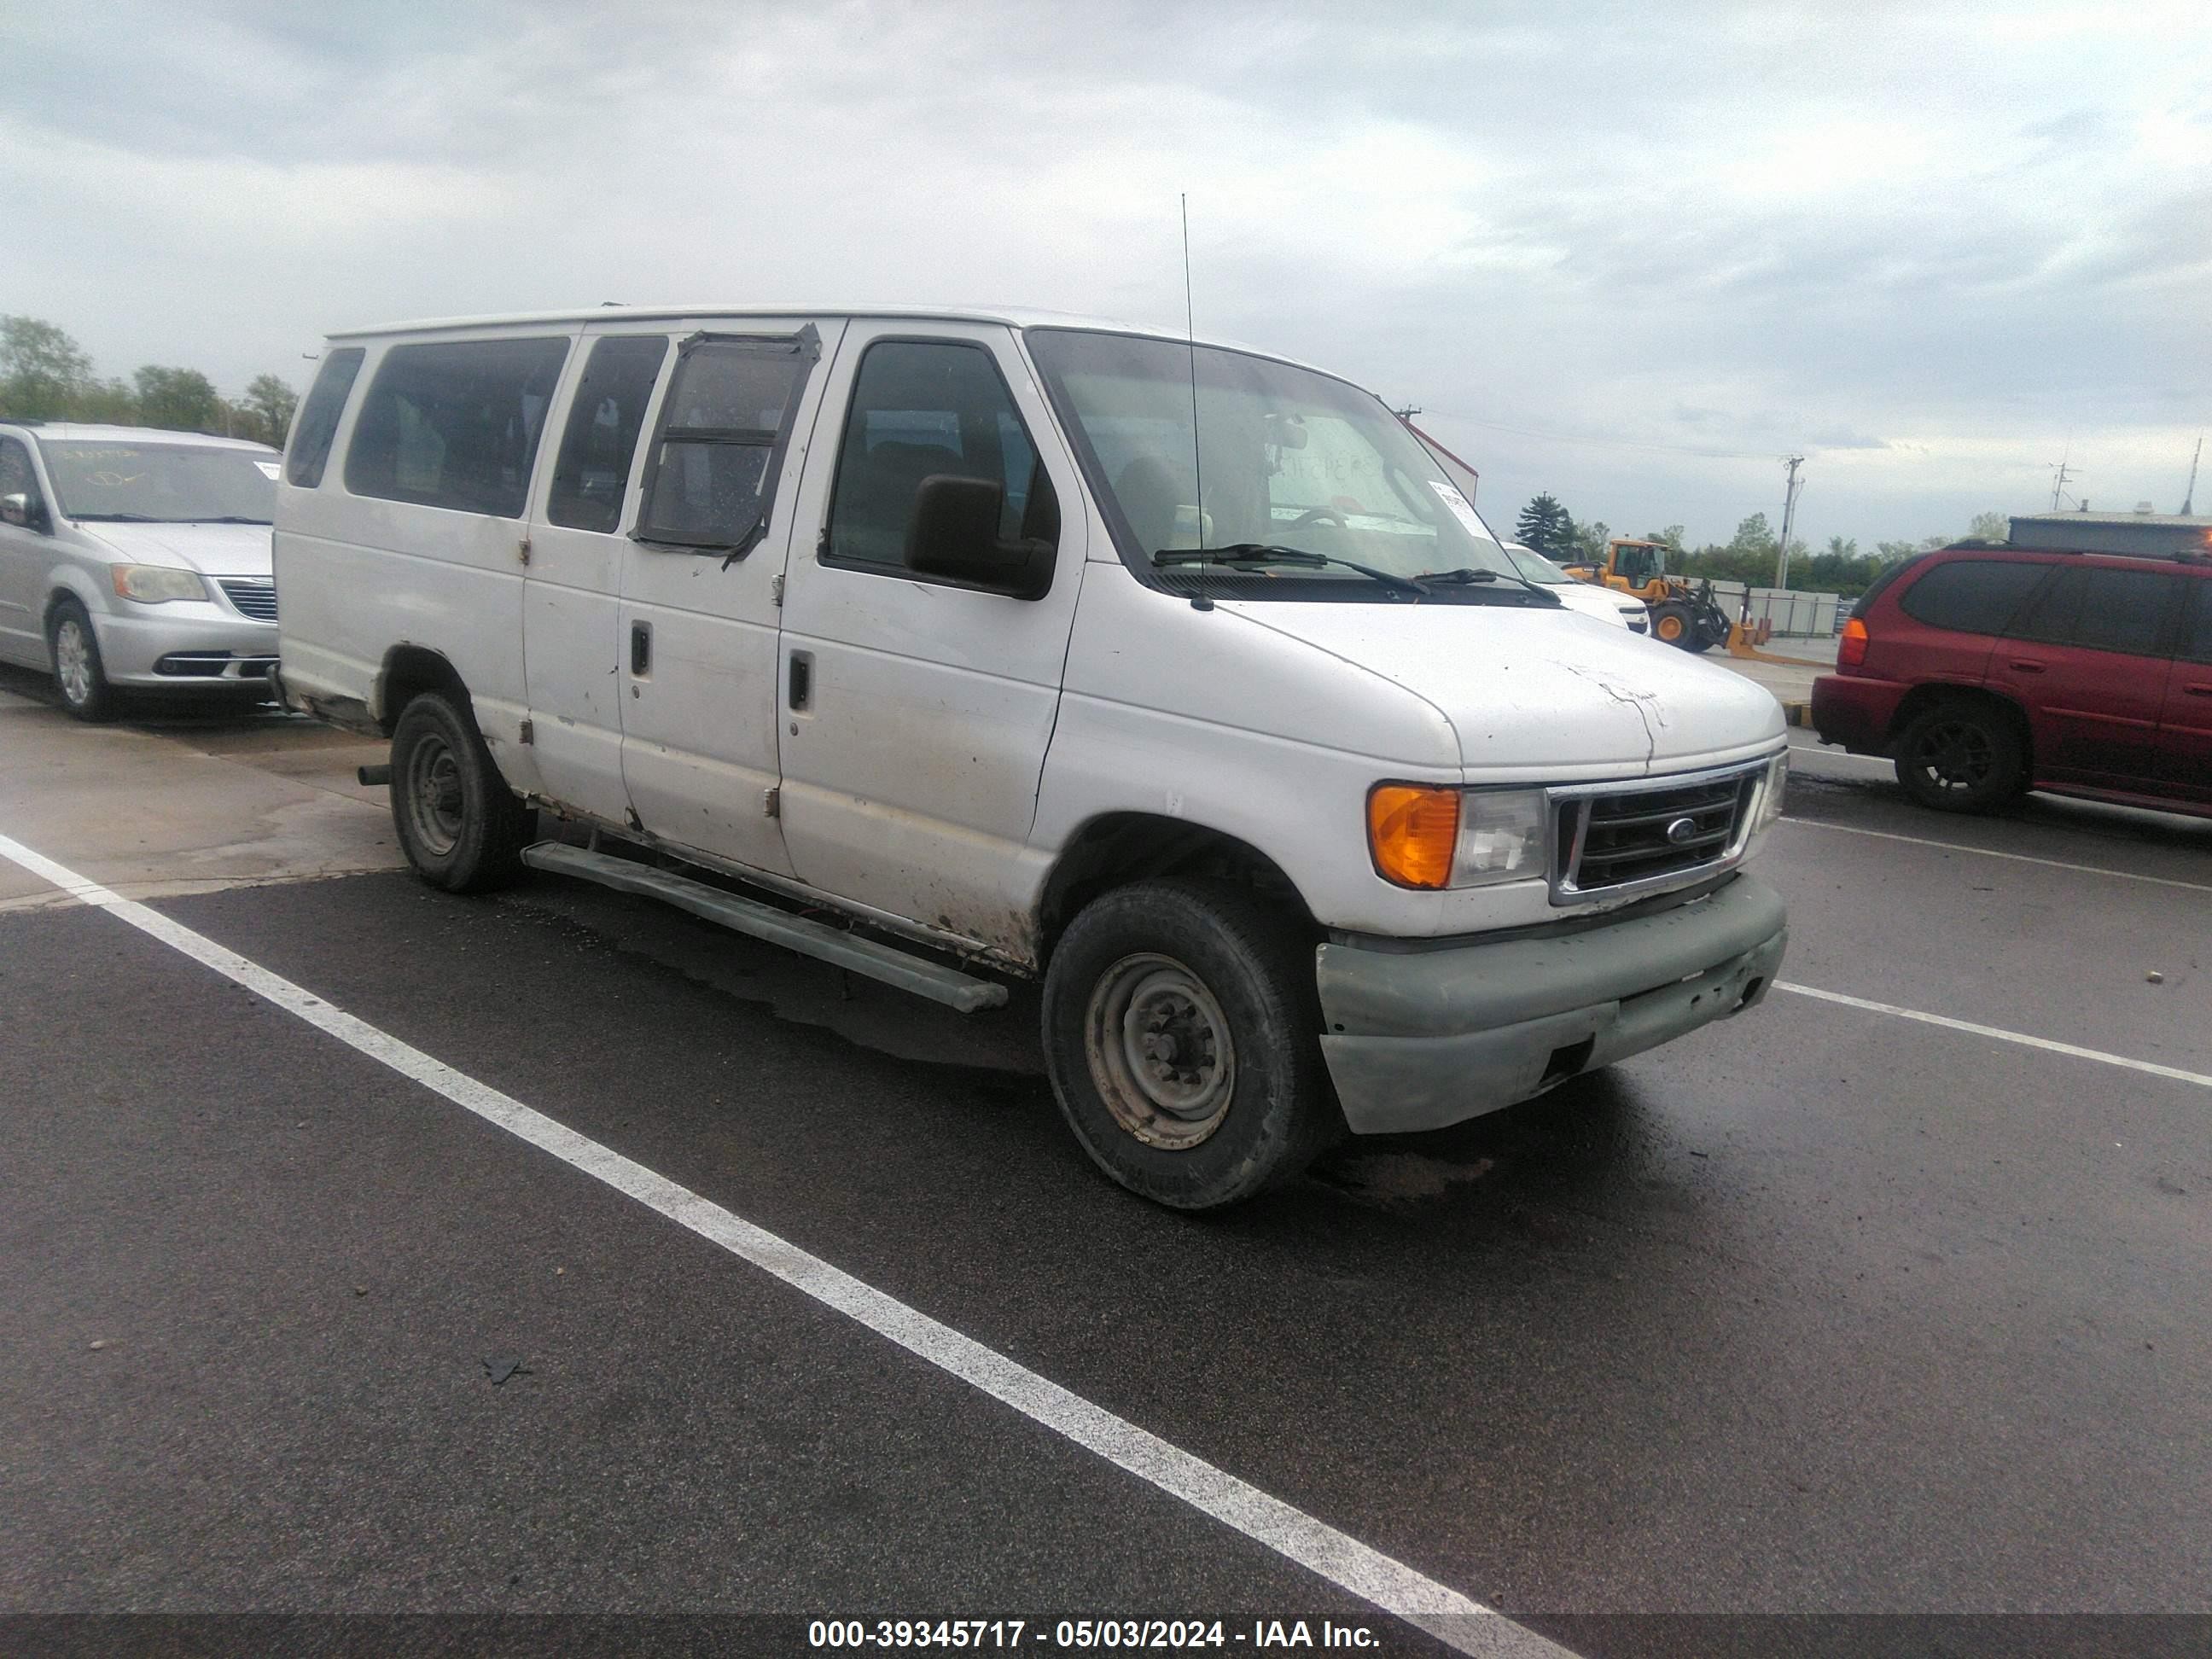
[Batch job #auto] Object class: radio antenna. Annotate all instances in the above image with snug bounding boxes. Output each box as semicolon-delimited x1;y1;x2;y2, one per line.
1181;193;1203;542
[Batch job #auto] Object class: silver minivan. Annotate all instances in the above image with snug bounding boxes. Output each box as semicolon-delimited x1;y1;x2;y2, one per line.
0;422;282;719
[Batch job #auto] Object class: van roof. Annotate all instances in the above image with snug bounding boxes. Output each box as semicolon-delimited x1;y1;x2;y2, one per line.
319;304;1325;374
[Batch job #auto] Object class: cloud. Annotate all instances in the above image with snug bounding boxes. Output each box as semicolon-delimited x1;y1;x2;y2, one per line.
3;0;2207;543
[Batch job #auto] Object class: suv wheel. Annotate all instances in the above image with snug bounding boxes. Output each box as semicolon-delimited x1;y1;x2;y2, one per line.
48;599;115;722
1041;879;1342;1210
388;691;536;891
1895;701;2026;813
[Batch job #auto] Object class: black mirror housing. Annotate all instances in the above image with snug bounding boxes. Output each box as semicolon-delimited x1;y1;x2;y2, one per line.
905;474;1053;599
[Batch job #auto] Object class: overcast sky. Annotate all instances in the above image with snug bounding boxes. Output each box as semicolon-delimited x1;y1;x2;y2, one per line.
7;1;2209;546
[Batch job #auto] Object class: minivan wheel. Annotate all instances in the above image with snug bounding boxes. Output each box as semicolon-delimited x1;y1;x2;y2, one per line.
48;599;115;722
1041;879;1342;1210
1895;701;2026;813
387;691;535;892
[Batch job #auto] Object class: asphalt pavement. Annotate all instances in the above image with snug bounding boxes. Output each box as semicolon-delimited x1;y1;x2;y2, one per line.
2;665;2208;1659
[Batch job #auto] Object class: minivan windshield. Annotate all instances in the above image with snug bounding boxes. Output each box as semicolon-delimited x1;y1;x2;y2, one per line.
1026;329;1530;599
1501;542;1574;585
40;440;277;524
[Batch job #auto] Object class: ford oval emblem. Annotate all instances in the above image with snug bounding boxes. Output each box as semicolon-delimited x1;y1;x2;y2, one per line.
1665;816;1699;846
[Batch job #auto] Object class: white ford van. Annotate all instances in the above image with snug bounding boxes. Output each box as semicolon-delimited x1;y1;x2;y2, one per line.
274;306;1788;1208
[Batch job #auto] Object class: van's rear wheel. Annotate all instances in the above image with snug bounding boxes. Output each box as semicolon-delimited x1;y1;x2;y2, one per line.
1041;879;1341;1210
388;691;534;892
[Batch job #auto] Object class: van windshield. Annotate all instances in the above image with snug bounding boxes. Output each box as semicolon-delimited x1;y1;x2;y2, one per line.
1025;329;1527;598
41;440;277;524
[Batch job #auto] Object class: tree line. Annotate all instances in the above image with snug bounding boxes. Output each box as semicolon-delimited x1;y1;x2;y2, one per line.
0;315;298;449
1513;492;2013;597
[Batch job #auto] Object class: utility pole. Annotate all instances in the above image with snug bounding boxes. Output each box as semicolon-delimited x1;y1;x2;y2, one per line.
2050;446;2076;511
2183;434;2202;515
1773;455;1804;588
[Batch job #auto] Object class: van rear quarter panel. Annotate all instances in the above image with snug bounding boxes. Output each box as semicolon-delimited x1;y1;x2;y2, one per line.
275;333;567;795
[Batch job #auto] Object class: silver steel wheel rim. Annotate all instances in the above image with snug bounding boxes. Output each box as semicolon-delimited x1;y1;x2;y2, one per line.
404;731;466;857
1084;952;1237;1150
55;620;93;706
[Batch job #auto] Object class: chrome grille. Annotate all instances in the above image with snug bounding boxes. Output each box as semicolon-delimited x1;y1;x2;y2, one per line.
218;578;278;620
1552;762;1765;900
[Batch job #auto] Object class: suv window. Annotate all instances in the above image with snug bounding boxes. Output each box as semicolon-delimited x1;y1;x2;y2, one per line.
2009;565;2183;657
547;335;669;533
1897;557;2048;637
825;339;1053;573
2180;579;2212;665
287;348;364;488
345;338;570;517
634;333;813;554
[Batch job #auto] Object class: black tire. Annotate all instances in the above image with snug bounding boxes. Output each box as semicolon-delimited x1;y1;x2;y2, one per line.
48;598;115;722
388;690;535;891
1649;601;1693;649
1894;701;2027;813
1040;878;1342;1210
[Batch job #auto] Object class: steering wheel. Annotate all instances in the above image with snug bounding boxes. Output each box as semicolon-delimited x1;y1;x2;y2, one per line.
1286;506;1348;533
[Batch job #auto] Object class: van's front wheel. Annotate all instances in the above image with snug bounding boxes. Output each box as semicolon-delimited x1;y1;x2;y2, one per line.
1041;880;1341;1209
388;691;535;892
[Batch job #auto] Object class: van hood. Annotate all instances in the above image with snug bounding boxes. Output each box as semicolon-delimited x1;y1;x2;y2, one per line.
74;520;274;578
1217;599;1783;777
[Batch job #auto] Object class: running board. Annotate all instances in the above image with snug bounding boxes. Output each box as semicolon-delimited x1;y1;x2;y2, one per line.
521;841;1009;1013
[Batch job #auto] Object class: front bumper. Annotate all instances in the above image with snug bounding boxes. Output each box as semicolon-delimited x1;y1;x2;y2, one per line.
1315;873;1788;1135
92;603;280;689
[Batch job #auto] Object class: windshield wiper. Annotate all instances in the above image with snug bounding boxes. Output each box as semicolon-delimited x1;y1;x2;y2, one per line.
1155;544;1429;597
1414;565;1563;605
187;515;272;525
70;512;162;522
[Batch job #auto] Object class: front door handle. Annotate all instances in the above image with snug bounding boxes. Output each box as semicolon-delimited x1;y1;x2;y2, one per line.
2007;659;2046;673
2185;683;2212;698
631;620;651;676
789;650;812;710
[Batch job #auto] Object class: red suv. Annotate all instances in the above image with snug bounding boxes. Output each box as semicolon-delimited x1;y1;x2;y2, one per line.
1812;544;2212;817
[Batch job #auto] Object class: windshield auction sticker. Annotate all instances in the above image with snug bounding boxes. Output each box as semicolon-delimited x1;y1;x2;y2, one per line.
1427;480;1487;538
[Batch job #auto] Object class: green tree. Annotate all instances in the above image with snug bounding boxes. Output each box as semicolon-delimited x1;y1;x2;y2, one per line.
1726;513;1778;559
1873;539;1922;562
242;374;298;446
1967;509;2009;543
1571;518;1612;562
1514;492;1575;560
132;365;224;434
1641;525;1686;555
72;378;139;424
0;315;94;420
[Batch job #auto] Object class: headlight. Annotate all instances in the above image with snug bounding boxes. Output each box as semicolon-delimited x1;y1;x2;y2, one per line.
1753;752;1789;835
1367;784;1549;889
110;564;208;604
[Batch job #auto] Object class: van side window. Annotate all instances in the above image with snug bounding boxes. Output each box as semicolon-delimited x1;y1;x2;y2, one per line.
345;338;570;517
0;437;37;504
2009;566;2182;656
1897;558;2047;637
547;335;670;533
634;331;815;556
286;348;364;488
824;340;1057;574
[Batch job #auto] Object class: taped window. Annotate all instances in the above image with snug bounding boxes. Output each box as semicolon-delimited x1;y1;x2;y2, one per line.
634;328;817;557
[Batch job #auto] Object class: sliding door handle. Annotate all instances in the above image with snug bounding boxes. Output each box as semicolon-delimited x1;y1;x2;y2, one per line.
789;650;812;711
630;620;651;675
2005;659;2046;673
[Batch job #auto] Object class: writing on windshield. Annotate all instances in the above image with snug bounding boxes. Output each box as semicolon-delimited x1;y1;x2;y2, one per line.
42;441;277;524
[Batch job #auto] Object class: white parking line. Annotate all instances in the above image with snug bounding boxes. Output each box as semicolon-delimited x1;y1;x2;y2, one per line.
1776;981;2212;1090
1778;818;2212;895
0;830;1569;1659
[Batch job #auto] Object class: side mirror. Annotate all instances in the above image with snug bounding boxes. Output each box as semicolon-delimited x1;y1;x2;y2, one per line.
1;492;36;529
905;474;1053;599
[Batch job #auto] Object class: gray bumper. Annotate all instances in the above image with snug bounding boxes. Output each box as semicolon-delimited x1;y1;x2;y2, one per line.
1316;873;1788;1136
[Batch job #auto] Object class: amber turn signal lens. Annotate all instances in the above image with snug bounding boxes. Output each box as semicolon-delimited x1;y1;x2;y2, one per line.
1368;784;1460;889
1837;616;1869;668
